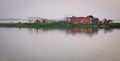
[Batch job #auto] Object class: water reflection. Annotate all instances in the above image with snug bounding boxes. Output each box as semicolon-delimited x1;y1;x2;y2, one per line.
0;27;120;61
25;28;114;36
66;28;98;36
104;28;114;33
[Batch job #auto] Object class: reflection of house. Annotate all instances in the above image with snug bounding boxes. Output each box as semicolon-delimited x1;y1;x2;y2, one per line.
81;29;91;34
70;28;81;35
91;28;98;35
67;28;98;36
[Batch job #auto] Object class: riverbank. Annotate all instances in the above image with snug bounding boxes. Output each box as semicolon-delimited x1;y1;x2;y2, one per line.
0;23;120;28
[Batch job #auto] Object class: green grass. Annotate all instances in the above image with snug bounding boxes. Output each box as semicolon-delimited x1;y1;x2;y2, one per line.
0;23;120;28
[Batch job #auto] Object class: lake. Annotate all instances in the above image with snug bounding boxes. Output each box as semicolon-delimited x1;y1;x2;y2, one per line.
0;27;120;61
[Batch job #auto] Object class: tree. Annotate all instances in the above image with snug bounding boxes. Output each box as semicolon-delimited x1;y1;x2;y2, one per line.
87;15;94;18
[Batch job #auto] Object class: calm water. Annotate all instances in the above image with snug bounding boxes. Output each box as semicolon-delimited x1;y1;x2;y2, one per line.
0;27;120;61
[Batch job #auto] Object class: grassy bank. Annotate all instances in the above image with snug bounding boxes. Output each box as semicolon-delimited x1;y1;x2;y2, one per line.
0;23;120;28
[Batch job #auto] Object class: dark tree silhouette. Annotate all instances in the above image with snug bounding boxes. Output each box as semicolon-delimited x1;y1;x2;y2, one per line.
87;15;94;18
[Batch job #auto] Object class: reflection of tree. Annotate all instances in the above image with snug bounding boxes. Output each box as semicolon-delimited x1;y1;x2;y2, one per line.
35;28;51;34
26;28;114;36
28;28;34;34
31;28;56;34
42;28;50;32
91;28;98;35
104;28;113;34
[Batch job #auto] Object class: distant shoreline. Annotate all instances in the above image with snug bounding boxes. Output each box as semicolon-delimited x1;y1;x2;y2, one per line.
0;23;120;28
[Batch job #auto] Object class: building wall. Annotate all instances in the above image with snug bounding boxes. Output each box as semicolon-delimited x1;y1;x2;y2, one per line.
70;17;83;23
81;17;91;23
92;18;99;23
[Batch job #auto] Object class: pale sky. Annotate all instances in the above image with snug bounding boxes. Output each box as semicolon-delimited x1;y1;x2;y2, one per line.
0;0;120;19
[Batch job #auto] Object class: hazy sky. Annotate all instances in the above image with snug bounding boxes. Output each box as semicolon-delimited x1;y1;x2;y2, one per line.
0;0;120;19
